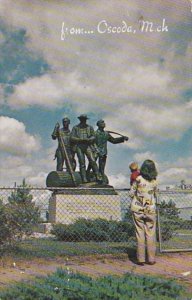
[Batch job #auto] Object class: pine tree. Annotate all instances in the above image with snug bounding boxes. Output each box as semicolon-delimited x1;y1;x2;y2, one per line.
6;179;40;240
158;200;181;241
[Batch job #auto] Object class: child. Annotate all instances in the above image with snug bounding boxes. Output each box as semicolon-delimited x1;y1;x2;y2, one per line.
129;162;140;186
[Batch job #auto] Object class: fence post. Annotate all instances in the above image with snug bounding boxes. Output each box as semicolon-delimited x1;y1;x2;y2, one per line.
156;193;162;253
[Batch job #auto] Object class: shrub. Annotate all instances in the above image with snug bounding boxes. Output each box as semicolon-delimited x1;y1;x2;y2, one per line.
123;208;135;234
0;268;188;300
179;219;192;230
0;180;40;254
51;218;134;242
0;199;15;249
158;200;181;241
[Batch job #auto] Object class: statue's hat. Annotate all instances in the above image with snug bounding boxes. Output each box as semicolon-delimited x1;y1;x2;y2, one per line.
62;117;70;122
78;114;89;119
97;119;104;126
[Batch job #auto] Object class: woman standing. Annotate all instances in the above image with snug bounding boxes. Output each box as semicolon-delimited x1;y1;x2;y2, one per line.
129;159;158;266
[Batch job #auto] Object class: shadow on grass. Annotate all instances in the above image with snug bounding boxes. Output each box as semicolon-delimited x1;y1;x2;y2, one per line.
5;238;137;260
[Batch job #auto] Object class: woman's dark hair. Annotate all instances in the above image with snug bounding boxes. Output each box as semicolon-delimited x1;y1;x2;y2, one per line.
140;159;158;181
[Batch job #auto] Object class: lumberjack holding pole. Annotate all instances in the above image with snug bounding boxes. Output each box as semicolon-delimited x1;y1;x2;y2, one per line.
87;119;129;181
52;117;77;186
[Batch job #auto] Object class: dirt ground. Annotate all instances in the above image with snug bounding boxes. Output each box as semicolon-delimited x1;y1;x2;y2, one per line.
0;252;192;293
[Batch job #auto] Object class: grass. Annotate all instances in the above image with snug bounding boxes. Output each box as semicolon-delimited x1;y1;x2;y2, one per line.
4;232;191;259
4;230;191;259
161;234;192;250
0;268;191;300
175;229;192;234
6;238;135;259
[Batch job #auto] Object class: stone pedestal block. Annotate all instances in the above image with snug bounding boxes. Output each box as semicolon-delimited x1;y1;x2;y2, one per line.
48;189;121;224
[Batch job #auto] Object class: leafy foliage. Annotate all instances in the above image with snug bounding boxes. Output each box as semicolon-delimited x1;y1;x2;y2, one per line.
158;200;181;241
7;179;40;237
0;180;40;253
0;199;15;249
179;219;192;230
0;268;189;300
51;218;134;242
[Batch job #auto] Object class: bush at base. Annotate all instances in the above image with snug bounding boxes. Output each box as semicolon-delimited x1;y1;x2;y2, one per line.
0;268;189;300
51;218;135;242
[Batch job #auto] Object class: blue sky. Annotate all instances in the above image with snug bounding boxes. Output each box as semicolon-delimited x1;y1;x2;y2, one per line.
0;0;192;188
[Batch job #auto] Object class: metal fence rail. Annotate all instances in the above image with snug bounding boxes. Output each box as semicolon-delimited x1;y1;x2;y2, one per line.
0;187;192;253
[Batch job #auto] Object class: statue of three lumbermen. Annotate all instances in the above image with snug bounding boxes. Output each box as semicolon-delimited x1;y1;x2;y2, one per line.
52;114;128;185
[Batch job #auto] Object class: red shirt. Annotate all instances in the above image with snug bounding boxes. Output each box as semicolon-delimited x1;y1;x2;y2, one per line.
130;170;140;186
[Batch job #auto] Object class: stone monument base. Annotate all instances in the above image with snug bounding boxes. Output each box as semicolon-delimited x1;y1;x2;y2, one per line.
34;223;53;234
48;188;122;224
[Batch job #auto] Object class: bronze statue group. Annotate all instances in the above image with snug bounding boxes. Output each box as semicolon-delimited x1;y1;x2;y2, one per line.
52;114;128;184
52;114;158;266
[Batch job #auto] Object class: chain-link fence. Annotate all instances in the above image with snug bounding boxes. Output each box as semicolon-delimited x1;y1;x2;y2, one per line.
0;187;131;222
157;190;192;252
0;187;192;255
0;187;133;258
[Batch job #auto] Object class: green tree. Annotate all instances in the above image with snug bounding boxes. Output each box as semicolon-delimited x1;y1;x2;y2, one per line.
8;179;33;205
0;199;14;250
0;180;40;253
7;179;40;239
158;200;181;241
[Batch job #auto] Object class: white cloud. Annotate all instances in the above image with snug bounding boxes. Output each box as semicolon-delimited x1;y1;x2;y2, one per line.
0;144;55;187
0;116;41;155
27;172;48;187
0;156;24;169
0;155;33;186
125;136;143;150
159;167;188;185
8;72;93;109
6;64;173;111
133;151;157;165
130;104;192;140
108;173;129;188
155;155;192;187
175;156;192;169
0;85;4;105
104;101;192;148
161;167;187;177
120;65;172;99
